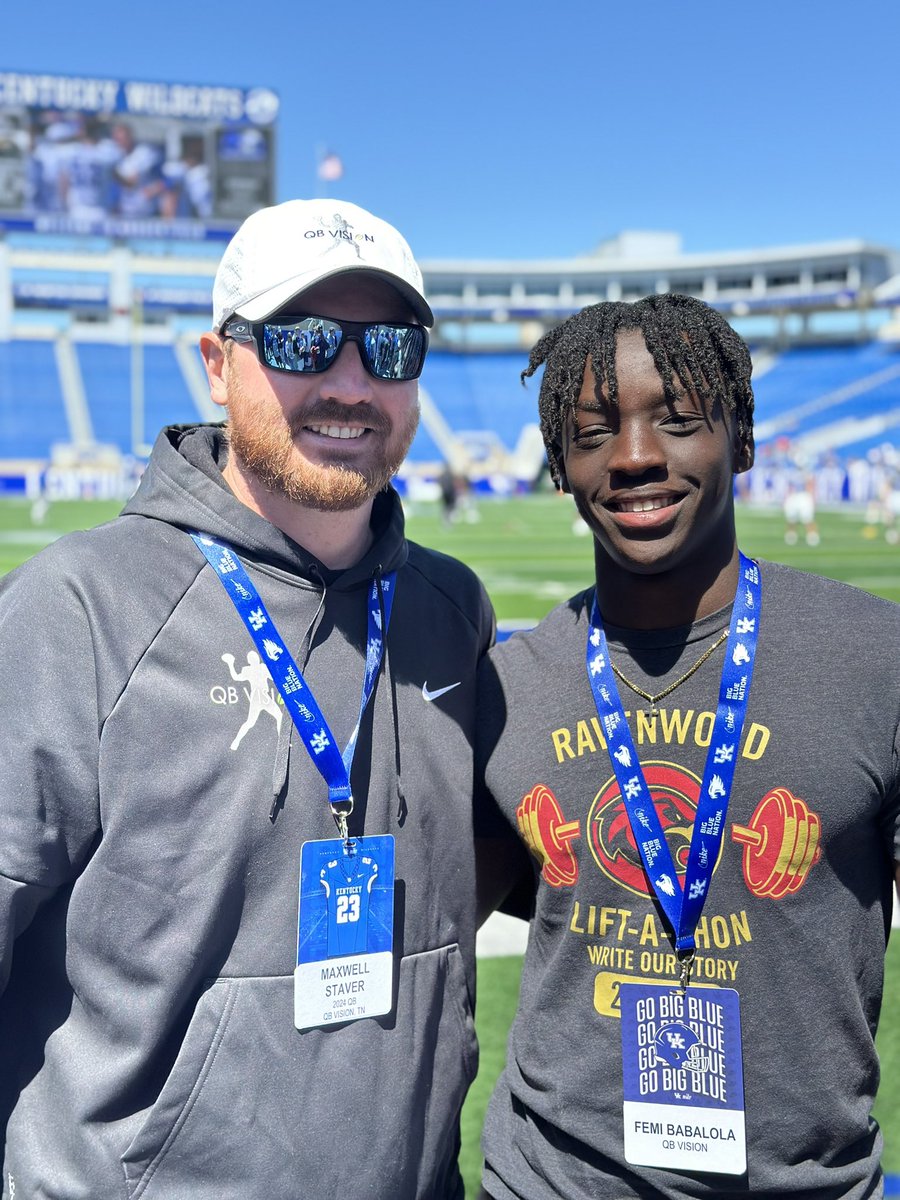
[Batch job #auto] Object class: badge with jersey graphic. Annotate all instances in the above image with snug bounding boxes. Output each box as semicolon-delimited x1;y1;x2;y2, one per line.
294;834;395;1030
620;982;746;1175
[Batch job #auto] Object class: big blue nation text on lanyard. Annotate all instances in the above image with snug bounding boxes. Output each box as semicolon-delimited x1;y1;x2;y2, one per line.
190;532;395;834
585;553;761;968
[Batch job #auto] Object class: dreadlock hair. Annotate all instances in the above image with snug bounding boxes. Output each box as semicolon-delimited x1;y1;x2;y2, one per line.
523;294;755;488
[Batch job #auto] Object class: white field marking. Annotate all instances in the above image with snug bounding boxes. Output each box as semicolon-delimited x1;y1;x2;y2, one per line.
477;911;529;958
0;531;61;546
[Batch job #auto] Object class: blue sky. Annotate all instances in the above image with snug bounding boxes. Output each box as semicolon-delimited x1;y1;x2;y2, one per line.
4;0;899;261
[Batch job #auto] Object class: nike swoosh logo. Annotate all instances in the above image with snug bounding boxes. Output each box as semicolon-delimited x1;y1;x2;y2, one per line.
422;681;462;703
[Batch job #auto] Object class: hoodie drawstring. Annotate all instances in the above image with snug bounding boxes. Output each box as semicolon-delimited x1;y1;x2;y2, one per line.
375;565;407;827
269;566;328;823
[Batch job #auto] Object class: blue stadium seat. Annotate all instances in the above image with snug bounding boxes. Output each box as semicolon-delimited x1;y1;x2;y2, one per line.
1;336;898;468
418;350;532;452
77;343;200;452
754;345;900;436
0;340;68;457
752;344;900;459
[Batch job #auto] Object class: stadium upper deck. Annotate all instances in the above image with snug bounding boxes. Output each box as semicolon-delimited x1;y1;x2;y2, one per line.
1;228;899;348
1;227;899;496
1;66;897;347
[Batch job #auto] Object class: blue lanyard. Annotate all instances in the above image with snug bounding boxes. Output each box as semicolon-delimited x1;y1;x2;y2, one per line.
585;554;761;974
190;532;395;834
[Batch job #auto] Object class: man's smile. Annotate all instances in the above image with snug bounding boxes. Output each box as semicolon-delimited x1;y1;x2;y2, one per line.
305;423;367;440
601;492;687;529
608;494;681;514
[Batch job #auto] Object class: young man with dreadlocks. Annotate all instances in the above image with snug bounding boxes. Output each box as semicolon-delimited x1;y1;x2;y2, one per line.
476;294;900;1199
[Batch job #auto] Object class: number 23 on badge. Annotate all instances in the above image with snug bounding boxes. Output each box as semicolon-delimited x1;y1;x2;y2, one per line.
294;834;395;1030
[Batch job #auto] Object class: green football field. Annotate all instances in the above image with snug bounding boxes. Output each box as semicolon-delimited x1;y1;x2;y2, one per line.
0;492;898;1193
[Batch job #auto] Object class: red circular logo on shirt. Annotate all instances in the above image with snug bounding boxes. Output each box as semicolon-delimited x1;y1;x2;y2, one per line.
587;761;714;897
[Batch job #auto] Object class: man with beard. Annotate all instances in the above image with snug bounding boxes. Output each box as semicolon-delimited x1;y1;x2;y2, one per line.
0;199;499;1199
477;295;899;1200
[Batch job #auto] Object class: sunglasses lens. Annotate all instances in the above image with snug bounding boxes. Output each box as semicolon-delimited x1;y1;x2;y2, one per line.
363;324;426;380
262;317;341;373
256;316;426;380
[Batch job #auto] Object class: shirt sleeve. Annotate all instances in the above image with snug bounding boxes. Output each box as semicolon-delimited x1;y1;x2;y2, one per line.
474;654;511;839
474;652;536;922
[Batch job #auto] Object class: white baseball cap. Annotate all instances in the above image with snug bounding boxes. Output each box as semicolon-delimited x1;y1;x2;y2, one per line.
212;198;433;330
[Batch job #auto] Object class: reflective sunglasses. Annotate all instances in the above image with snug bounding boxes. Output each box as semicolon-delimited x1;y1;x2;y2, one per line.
223;314;428;381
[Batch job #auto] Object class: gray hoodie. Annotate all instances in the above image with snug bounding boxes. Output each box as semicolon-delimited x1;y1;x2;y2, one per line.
0;424;494;1200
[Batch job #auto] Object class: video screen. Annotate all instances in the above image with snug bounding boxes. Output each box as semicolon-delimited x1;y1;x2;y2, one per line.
0;72;278;238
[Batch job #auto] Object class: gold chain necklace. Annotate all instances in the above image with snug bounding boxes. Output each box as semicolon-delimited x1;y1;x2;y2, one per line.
611;630;729;715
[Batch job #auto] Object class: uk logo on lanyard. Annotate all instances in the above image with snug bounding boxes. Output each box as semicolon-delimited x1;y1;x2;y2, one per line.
585;553;761;956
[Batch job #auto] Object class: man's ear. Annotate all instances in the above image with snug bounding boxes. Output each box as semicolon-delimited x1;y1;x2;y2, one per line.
552;443;570;493
200;331;229;411
734;431;754;475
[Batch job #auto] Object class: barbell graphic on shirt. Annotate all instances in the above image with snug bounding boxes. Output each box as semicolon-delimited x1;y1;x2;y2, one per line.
516;784;581;886
516;782;821;898
730;787;821;898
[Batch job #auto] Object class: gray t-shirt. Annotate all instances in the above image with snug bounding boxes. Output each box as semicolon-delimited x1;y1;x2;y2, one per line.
479;561;900;1199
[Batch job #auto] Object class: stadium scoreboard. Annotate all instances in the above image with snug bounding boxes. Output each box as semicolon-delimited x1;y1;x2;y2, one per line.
0;70;278;240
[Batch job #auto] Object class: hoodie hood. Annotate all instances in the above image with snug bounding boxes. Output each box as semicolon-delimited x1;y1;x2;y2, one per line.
122;423;409;590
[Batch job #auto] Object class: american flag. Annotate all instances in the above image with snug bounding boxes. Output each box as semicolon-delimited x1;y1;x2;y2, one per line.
317;151;344;182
